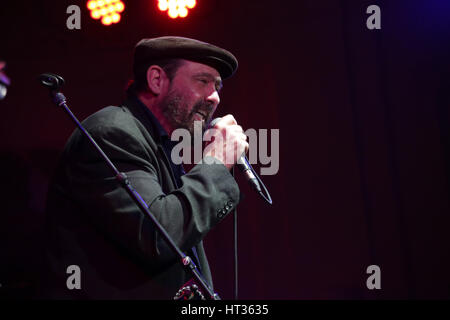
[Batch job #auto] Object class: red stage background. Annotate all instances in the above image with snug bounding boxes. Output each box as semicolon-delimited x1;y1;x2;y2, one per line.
1;0;449;299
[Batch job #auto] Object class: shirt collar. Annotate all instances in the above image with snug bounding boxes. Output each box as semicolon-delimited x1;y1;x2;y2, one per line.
128;93;169;140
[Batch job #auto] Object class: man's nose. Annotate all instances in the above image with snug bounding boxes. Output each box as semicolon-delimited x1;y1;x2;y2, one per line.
206;89;220;106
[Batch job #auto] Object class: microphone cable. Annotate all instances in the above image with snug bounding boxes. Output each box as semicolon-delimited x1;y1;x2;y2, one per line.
232;166;239;300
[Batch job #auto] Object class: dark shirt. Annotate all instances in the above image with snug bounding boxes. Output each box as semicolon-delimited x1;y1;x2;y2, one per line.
135;95;186;188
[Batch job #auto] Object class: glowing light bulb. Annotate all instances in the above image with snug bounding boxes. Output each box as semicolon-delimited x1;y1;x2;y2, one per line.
87;0;125;25
186;0;196;9
158;0;196;19
168;8;178;18
91;9;101;19
115;2;124;12
102;15;112;25
87;0;97;10
111;13;121;23
178;7;188;17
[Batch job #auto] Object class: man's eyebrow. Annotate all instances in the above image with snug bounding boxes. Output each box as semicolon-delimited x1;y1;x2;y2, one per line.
194;72;223;90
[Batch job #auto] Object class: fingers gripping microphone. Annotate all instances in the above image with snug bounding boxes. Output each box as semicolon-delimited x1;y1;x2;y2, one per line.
209;118;262;194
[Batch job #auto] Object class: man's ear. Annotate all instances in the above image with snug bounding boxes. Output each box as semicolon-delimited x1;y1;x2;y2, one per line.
146;65;168;95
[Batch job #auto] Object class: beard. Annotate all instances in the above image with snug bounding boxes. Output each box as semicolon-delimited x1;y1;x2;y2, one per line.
159;88;214;135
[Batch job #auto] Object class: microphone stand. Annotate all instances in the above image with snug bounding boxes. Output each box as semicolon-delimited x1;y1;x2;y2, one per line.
39;73;219;300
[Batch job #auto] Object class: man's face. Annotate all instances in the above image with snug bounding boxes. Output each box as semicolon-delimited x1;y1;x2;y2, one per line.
158;60;222;134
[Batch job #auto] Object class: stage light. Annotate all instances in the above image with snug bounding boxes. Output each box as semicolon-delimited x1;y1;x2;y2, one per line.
87;0;125;26
168;9;178;19
158;0;196;19
87;1;97;10
111;13;121;23
186;0;195;9
178;7;188;18
91;9;101;19
102;15;112;25
115;2;125;12
158;2;168;11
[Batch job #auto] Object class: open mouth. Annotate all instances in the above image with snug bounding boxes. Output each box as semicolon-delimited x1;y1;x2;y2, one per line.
195;111;206;119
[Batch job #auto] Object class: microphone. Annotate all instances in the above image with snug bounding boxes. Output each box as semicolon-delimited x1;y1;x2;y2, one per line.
209;117;262;194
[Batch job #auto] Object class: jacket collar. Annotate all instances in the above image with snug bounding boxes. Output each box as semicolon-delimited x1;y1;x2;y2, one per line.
121;92;167;143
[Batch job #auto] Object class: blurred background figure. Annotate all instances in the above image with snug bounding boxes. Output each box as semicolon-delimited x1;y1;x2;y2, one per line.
0;60;11;100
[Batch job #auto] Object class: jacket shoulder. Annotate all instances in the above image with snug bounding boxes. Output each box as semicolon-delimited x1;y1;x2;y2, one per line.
83;106;136;131
63;105;158;161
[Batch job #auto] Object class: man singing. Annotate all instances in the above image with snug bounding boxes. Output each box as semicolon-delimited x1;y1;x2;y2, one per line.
40;36;247;299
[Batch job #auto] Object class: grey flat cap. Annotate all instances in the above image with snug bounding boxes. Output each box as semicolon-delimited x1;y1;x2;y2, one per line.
133;36;238;80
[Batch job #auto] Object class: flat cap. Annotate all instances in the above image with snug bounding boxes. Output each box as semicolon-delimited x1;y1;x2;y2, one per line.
133;36;238;80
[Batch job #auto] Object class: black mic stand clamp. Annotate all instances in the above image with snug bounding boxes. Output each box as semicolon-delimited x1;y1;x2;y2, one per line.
39;73;219;300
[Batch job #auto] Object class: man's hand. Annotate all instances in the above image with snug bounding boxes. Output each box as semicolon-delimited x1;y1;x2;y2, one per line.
203;114;249;170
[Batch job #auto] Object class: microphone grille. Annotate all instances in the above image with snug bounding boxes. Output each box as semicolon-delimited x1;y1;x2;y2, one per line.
209;117;222;128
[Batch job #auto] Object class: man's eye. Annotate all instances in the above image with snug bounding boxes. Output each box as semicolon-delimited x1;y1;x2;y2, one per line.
199;79;208;84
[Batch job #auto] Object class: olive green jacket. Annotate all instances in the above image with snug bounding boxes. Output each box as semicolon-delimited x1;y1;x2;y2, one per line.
40;96;240;299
